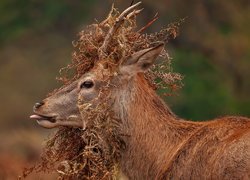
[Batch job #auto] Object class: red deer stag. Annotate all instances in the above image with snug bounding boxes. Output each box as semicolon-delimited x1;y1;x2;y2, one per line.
30;2;250;179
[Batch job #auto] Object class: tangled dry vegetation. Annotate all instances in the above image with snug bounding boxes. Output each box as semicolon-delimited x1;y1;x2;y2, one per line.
23;2;183;179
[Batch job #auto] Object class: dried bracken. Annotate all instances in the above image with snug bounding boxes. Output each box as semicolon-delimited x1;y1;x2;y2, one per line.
24;3;183;179
56;3;183;94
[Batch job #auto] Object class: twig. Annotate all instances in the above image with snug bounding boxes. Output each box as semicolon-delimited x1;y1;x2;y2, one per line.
138;12;159;34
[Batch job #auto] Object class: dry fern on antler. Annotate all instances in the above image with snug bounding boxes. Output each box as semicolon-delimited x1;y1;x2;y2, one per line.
23;2;183;179
57;2;183;93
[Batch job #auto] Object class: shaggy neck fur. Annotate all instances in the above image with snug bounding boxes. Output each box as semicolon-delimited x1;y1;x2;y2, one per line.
113;74;200;179
112;74;250;180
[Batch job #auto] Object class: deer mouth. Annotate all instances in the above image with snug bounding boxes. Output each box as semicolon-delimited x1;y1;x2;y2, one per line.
30;113;59;128
30;114;56;123
30;113;83;129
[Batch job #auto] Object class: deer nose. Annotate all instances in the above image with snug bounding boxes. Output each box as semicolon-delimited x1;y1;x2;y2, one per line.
34;102;44;109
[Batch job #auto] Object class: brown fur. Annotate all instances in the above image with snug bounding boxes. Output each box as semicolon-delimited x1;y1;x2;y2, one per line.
115;74;250;179
32;54;250;179
32;52;250;179
31;4;250;179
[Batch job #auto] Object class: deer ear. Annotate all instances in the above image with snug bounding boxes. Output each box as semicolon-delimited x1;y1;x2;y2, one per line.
120;43;164;75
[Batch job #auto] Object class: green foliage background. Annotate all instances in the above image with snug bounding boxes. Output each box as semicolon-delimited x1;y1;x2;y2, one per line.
1;0;250;128
0;0;249;176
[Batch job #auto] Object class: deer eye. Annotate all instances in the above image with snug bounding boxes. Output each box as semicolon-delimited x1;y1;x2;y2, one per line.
80;80;94;89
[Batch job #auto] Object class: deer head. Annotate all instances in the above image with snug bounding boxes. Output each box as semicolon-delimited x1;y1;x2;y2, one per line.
30;2;167;129
30;43;164;129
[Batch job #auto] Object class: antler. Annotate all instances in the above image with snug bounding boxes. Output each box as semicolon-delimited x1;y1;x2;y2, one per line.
98;1;142;59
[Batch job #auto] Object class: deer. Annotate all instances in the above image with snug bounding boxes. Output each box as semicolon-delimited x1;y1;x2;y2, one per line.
30;2;250;179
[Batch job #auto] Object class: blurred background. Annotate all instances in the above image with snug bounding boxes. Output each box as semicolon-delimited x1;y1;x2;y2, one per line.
0;0;249;179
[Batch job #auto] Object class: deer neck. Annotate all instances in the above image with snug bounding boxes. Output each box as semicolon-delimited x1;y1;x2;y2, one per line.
114;74;199;178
